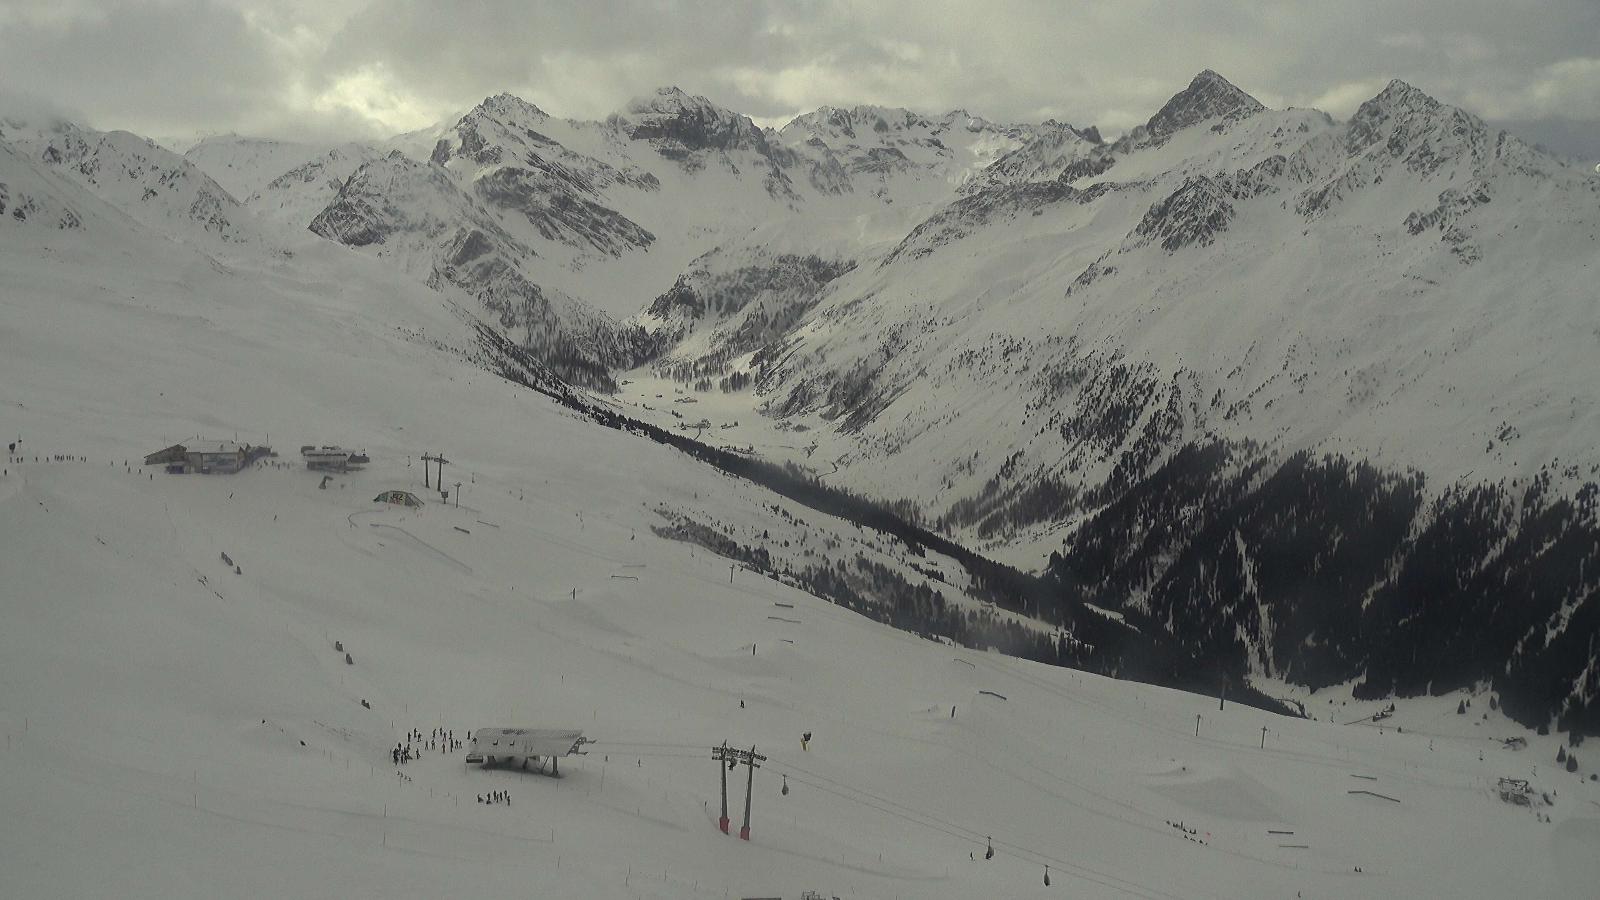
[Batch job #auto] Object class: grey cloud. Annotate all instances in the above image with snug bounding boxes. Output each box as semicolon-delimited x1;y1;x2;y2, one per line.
0;1;284;134
1;0;1596;158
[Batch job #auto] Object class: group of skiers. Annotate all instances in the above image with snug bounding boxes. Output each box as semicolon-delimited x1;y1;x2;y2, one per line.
6;451;87;466
392;727;463;765
2;450;167;483
4;446;104;479
478;790;510;805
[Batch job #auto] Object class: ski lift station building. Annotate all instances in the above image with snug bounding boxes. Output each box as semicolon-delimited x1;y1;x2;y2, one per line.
143;440;255;474
465;728;587;776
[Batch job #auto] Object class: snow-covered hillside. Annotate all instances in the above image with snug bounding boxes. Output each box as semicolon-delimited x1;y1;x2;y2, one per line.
13;67;1600;735
3;141;1596;898
224;86;1054;386
181;135;364;201
0;140;88;232
5;66;1599;898
247;144;387;228
600;73;1600;735
4;118;253;245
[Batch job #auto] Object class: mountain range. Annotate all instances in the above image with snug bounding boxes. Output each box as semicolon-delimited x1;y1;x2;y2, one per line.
3;70;1597;735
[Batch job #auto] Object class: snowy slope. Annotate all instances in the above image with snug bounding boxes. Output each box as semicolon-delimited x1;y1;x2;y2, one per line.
5;119;255;245
776;104;1044;200
720;73;1600;522
2;161;1595;898
246;144;387;228
108;70;1600;731
0;139;89;232
600;74;1600;733
181;135;362;201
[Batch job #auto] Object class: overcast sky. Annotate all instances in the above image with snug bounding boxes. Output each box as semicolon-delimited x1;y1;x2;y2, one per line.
1;0;1597;159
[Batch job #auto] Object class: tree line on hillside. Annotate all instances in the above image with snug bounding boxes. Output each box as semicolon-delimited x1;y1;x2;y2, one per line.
475;327;1310;718
1051;442;1600;736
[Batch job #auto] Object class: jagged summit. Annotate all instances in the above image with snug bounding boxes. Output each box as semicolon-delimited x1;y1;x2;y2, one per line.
626;86;733;118
1338;77;1533;174
471;92;550;123
782;104;937;141
1144;69;1265;138
1350;78;1445;125
837;104;927;127
622;87;768;155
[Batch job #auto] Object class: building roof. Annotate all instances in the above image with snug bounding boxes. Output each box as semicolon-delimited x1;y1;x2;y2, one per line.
469;727;585;758
190;441;246;455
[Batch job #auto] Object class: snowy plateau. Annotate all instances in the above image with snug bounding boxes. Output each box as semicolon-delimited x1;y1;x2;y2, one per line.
2;70;1599;898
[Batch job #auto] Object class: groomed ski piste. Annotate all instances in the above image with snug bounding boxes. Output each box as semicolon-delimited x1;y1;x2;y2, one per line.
2;189;1597;899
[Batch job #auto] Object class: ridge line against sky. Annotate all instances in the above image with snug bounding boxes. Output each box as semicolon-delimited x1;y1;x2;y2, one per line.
0;0;1597;159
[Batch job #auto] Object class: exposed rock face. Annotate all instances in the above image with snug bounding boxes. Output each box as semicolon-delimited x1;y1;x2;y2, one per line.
471;165;654;257
622;87;773;158
1144;69;1266;140
1129;175;1235;251
308;151;645;388
639;250;856;382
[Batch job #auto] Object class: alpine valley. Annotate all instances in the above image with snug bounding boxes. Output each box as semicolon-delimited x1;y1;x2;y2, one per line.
5;68;1599;738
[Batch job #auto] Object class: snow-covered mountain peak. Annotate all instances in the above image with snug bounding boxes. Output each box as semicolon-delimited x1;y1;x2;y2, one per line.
9;121;253;244
1144;68;1265;139
959;118;1106;193
621;87;769;155
783;104;1040;145
470;92;551;126
1362;78;1441;114
1336;77;1559;183
624;86;741;124
938;108;1011;135
433;93;554;167
1347;78;1451;138
629;85;693;110
1041;118;1104;144
785;104;934;141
